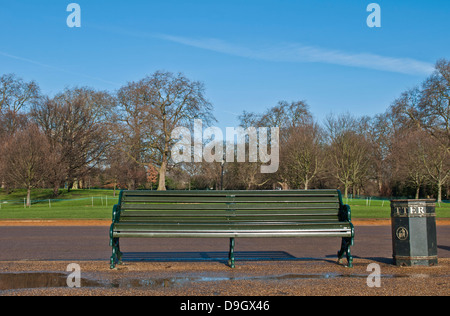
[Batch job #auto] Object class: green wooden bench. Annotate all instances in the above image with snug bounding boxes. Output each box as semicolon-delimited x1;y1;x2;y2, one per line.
109;190;354;269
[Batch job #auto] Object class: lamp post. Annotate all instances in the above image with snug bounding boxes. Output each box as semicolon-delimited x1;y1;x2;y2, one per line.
221;158;225;190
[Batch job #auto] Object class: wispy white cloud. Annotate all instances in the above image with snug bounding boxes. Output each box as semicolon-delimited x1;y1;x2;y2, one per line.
155;34;435;75
0;51;62;70
0;51;121;86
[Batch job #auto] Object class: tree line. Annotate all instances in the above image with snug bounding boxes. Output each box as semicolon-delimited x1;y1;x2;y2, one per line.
0;60;449;205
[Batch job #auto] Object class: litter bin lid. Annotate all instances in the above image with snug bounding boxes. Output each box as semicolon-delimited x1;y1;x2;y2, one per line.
391;199;436;217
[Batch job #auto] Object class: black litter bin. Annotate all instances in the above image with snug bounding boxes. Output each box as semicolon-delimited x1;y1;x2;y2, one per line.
391;199;438;266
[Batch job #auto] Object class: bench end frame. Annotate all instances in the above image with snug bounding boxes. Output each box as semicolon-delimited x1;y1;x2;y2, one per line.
110;191;124;269
337;190;354;267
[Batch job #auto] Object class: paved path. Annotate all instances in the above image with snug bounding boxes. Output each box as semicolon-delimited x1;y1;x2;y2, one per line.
1;226;449;263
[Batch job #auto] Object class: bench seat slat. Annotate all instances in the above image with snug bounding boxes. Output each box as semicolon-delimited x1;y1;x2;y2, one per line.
113;231;351;238
113;224;352;238
114;222;351;232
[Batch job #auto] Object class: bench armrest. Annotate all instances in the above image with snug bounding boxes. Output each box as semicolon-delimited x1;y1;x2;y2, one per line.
339;204;352;222
112;204;121;223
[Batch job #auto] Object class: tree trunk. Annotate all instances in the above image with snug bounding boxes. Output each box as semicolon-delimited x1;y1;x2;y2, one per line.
277;181;289;190
377;177;383;195
26;186;31;207
158;160;167;191
159;113;169;191
437;181;442;203
67;180;73;192
127;179;136;191
53;186;60;198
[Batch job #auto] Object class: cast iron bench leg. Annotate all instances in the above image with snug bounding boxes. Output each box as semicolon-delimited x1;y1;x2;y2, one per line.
337;237;353;268
110;237;122;269
228;238;235;268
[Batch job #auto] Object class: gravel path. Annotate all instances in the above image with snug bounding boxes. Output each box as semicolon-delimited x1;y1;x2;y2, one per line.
1;258;449;296
1;221;449;296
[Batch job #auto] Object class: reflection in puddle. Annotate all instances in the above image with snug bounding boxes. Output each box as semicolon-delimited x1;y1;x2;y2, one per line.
0;272;410;291
0;272;103;290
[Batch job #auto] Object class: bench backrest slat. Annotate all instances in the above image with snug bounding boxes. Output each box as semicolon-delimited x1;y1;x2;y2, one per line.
121;203;340;211
116;190;347;224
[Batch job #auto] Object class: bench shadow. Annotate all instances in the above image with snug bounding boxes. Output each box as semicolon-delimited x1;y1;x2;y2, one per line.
438;244;450;252
121;251;330;265
344;255;394;265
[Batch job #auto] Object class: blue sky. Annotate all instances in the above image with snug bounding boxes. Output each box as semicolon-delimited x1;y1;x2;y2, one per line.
1;1;449;128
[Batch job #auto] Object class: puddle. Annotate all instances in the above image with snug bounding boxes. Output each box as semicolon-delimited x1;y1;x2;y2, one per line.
194;273;409;282
0;272;411;291
0;272;103;291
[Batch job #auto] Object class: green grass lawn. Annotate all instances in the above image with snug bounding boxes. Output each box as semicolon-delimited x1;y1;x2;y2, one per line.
0;189;449;220
347;197;450;219
0;189;118;220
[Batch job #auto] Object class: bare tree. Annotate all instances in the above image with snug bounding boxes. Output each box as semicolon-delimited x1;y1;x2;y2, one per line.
0;74;40;132
281;124;324;189
367;110;406;196
0;74;40;114
419;59;450;149
229;160;269;190
116;71;215;190
0;74;39;137
393;60;450;152
418;134;450;202
32;87;115;191
238;100;314;189
104;146;148;191
390;59;450;201
325;113;373;198
389;129;429;199
0;125;50;205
